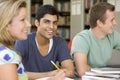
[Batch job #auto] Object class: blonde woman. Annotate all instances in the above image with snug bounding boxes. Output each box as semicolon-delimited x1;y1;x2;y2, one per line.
0;0;30;80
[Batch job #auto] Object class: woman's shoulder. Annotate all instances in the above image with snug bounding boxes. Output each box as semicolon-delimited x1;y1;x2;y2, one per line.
0;46;19;64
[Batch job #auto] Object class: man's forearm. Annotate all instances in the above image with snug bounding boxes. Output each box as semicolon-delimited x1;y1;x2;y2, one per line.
26;70;58;80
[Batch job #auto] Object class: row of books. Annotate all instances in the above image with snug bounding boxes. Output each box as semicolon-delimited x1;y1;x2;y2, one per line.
58;16;70;26
54;1;70;12
31;3;40;15
56;28;70;40
82;67;120;80
85;0;107;9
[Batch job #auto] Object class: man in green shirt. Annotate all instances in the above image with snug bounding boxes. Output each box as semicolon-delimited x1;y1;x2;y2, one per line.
71;2;120;77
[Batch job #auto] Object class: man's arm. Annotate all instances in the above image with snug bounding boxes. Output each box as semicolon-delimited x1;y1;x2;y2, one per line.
74;52;91;77
27;70;59;80
61;59;74;78
27;60;74;80
47;70;65;80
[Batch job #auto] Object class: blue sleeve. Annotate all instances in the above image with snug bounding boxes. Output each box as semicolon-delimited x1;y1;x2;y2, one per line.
14;40;28;58
57;38;71;63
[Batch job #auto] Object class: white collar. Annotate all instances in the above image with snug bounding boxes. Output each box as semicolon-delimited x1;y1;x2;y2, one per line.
35;38;53;54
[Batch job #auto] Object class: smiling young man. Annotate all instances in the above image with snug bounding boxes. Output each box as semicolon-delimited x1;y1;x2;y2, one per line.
71;2;120;77
14;5;74;80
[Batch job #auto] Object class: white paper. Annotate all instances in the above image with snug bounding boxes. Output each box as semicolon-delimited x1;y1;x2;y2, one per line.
36;77;73;80
107;0;120;12
76;3;81;15
71;4;76;15
71;0;82;15
91;67;120;74
115;0;120;12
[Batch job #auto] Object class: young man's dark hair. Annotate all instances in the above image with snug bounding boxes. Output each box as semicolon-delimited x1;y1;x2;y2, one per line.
35;5;59;21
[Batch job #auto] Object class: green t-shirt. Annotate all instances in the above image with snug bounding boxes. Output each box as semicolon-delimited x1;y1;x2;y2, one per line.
71;29;120;67
0;46;28;80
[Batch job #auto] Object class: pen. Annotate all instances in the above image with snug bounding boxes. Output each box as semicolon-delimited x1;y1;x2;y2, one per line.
51;60;60;70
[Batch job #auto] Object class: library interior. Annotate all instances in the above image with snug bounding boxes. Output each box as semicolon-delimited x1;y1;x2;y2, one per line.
30;0;120;42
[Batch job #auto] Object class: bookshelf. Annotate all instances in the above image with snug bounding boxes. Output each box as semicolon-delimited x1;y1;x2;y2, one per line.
70;0;107;38
43;0;71;42
31;0;43;32
84;0;107;29
54;0;70;42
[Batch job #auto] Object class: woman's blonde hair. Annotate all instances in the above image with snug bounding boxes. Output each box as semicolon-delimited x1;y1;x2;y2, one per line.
0;0;27;49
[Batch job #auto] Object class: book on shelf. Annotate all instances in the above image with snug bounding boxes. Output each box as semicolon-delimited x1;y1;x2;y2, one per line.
91;67;120;74
55;1;70;12
57;27;70;39
58;16;70;26
31;3;40;14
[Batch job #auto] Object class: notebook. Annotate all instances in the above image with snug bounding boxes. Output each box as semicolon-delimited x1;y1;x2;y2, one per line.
82;75;117;80
85;70;120;78
91;68;120;74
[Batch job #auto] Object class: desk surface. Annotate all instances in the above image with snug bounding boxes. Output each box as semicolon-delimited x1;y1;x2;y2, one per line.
36;77;81;80
74;78;81;80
